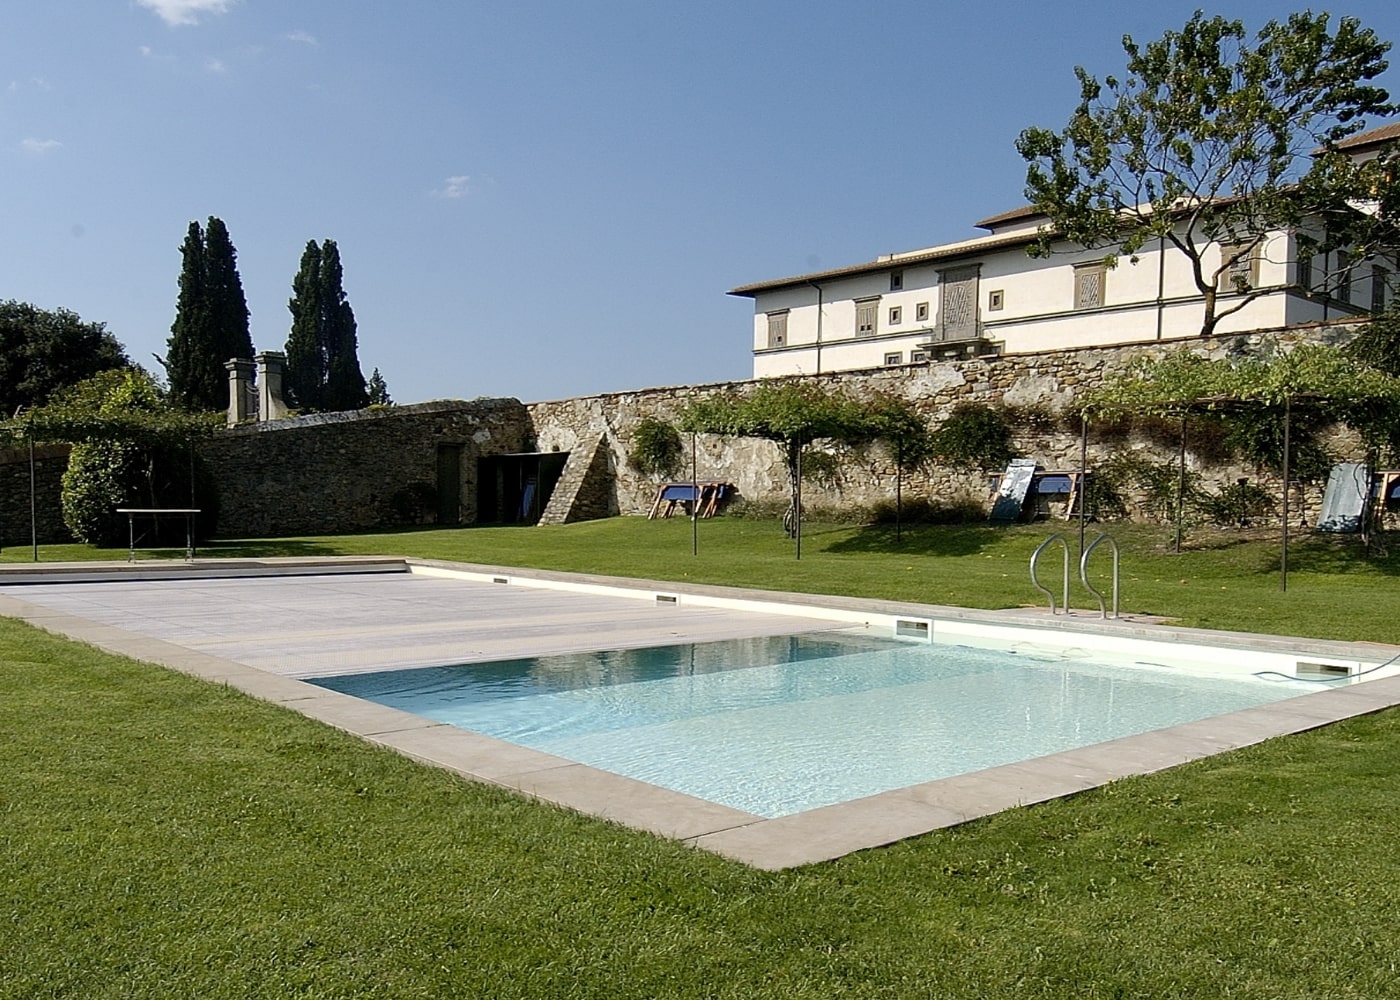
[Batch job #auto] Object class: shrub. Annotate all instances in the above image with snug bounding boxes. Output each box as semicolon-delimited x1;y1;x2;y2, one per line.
628;418;684;478
932;403;1015;472
1199;480;1277;527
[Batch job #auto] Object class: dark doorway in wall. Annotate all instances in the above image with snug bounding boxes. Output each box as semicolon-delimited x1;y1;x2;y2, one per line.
436;444;463;525
477;451;569;524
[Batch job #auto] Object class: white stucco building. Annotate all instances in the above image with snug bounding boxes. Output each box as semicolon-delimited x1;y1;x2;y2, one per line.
734;123;1399;379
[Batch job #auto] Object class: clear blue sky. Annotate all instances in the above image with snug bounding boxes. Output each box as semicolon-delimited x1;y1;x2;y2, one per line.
5;1;1400;406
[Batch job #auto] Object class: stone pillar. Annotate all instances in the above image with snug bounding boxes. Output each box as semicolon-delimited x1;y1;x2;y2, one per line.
225;358;255;426
255;352;290;421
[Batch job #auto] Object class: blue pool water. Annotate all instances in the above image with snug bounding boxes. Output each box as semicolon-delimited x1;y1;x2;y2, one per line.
313;631;1318;818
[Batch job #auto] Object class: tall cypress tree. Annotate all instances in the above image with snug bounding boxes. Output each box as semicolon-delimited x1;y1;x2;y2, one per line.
285;241;325;411
164;217;252;411
204;217;253;373
319;240;368;412
284;239;369;413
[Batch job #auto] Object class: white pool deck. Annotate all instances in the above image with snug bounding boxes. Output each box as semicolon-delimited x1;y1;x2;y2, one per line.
4;555;1400;870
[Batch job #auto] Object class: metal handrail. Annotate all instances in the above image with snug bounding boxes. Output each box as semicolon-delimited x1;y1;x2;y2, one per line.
1029;533;1070;615
1079;532;1120;619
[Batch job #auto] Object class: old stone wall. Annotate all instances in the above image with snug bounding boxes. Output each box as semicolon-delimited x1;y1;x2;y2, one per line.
8;320;1374;544
527;320;1370;523
201;398;533;537
0;444;72;546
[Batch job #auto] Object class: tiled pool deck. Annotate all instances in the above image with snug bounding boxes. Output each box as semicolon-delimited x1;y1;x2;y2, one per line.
3;555;1399;870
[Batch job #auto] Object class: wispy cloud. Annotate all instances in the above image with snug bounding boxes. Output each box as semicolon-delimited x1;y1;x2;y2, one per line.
7;77;52;94
285;30;318;46
433;175;471;199
136;0;238;27
20;138;62;155
205;57;227;73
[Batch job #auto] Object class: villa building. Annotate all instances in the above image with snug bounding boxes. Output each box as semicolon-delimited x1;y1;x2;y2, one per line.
733;124;1398;379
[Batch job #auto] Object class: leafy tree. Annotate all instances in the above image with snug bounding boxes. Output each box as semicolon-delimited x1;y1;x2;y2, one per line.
366;367;393;406
1017;11;1396;338
285;239;369;413
863;392;934;541
0;300;129;416
164;218;253;411
682;381;869;537
17;369;221;546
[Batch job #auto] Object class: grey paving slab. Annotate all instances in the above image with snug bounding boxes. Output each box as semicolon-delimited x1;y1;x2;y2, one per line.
367;725;578;781
692;793;966;869
501;763;761;841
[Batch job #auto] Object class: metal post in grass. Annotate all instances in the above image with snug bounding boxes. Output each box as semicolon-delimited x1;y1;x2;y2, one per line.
691;431;698;557
1078;414;1088;560
1175;413;1188;555
795;445;803;561
29;427;38;562
1281;397;1291;592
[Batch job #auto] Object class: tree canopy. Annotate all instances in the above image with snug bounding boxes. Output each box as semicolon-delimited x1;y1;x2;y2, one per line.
1017;11;1397;338
0;300;129;417
163;218;253;412
285;239;369;413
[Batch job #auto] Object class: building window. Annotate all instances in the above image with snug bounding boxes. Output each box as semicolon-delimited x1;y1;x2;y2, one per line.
1335;251;1353;305
988;289;1005;311
915;301;929;323
1373;265;1389;313
910;350;928;363
1074;263;1105;310
855;298;878;338
1218;242;1259;293
888;306;902;326
1296;250;1313;292
889;271;904;291
884;352;903;366
766;310;788;349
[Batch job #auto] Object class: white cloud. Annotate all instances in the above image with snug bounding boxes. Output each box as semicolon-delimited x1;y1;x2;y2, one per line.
285;30;318;46
205;57;226;73
20;138;62;154
433;175;471;199
136;0;238;27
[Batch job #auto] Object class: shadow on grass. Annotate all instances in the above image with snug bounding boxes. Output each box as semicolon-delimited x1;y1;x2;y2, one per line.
191;539;350;559
825;523;1003;558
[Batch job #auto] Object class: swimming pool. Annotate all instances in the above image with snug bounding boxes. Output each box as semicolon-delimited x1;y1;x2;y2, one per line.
313;629;1332;818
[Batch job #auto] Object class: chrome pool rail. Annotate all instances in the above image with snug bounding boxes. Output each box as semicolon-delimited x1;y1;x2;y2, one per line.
1029;533;1070;615
1080;532;1120;620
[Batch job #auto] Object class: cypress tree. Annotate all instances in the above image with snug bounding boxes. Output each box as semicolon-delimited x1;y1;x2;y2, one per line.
203;217;253;375
320;240;368;412
164;221;211;410
284;239;369;413
164;217;252;411
285;241;325;411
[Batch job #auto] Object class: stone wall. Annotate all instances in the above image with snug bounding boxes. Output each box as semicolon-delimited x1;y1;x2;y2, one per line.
202;398;534;537
0;444;72;546
526;320;1369;523
7;319;1373;543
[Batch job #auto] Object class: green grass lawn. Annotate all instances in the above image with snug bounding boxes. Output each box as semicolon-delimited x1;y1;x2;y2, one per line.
5;517;1400;997
11;516;1396;642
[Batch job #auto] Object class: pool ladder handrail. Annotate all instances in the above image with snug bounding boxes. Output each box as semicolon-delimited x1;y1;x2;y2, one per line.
1079;532;1120;620
1029;533;1070;615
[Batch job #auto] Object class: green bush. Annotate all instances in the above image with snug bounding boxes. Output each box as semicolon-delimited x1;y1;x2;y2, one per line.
867;495;986;525
1199;480;1277;527
932;403;1016;472
627;418;684;478
55;370;219;547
